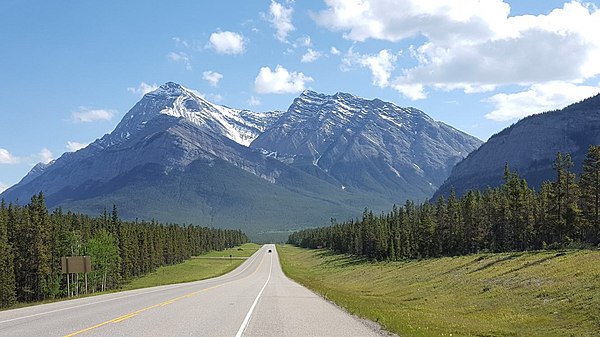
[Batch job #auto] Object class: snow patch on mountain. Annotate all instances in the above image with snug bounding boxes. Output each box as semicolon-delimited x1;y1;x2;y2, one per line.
104;82;283;148
252;89;482;199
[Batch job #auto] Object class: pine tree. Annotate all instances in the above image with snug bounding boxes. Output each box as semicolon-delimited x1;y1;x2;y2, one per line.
536;182;553;248
580;145;600;244
476;188;494;251
550;153;581;243
0;193;248;305
288;153;599;260
0;199;16;307
47;208;71;299
446;189;462;255
433;196;447;257
418;203;436;257
461;191;478;254
28;192;52;301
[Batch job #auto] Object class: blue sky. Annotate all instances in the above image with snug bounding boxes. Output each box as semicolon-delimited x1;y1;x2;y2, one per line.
1;0;600;192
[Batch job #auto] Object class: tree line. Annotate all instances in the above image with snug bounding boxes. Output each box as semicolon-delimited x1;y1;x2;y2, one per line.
288;145;600;261
0;196;248;308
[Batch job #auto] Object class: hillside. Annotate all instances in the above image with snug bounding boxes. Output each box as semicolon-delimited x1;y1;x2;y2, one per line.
435;94;600;198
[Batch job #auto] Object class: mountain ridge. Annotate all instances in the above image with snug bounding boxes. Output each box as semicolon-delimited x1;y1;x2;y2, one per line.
252;89;481;201
434;93;600;199
2;82;482;239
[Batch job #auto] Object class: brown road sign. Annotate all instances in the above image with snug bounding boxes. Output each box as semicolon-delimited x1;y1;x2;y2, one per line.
61;256;92;273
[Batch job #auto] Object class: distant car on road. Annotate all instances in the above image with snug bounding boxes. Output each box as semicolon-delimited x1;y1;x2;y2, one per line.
268;249;272;253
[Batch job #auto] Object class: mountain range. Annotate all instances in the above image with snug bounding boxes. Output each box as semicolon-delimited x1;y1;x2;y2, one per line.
1;82;481;239
434;93;600;199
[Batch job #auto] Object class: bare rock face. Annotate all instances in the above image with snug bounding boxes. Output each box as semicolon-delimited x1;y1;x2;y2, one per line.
1;83;481;237
434;94;600;199
252;90;482;201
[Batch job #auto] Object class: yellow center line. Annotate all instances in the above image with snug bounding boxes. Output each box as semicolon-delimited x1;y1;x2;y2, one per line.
111;313;138;323
62;249;268;337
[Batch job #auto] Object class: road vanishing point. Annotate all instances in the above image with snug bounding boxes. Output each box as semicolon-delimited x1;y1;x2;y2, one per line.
0;244;389;337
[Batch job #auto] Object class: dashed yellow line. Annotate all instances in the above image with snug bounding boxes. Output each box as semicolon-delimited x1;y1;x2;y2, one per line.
62;249;267;337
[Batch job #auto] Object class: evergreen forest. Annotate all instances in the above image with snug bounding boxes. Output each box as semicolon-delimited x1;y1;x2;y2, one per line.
289;146;600;261
0;196;248;308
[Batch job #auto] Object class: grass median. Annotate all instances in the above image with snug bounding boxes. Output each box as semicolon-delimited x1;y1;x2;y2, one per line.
277;244;600;337
122;243;261;290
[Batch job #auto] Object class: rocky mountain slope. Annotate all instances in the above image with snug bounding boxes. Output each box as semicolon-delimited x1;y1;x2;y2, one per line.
252;90;481;201
434;93;600;199
1;83;481;239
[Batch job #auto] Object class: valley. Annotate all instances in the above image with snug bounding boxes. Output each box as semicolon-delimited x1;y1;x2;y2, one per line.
2;1;600;336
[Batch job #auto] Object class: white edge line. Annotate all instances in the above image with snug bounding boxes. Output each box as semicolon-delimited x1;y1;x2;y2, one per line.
0;246;265;325
235;250;273;337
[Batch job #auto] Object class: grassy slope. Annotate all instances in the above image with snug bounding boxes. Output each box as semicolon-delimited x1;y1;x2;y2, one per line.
121;243;260;290
278;245;600;337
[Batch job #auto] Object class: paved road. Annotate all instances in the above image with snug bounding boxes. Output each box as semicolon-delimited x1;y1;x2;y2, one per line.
0;244;388;337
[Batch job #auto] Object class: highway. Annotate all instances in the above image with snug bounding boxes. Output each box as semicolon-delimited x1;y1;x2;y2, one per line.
0;244;389;337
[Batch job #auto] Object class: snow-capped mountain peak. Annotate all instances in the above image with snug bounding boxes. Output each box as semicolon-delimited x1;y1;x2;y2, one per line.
1;84;483;237
252;90;482;192
106;82;282;147
148;81;186;97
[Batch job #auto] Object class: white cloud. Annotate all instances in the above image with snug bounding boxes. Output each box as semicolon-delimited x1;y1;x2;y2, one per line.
0;182;9;193
167;52;192;70
330;46;340;55
396;29;593;90
254;65;314;94
0;147;58;166
38;148;53;164
313;0;511;43
343;48;405;95
360;49;397;88
66;141;89;152
248;96;261;106
127;82;158;96
485;82;600;121
202;71;224;87
295;36;312;48
72;107;115;123
391;84;427;101
315;0;600;106
268;1;295;42
207;31;246;55
0;148;19;164
435;83;497;94
301;49;322;63
172;37;190;48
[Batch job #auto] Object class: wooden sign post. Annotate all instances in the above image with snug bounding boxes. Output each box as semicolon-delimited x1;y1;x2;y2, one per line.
61;256;92;296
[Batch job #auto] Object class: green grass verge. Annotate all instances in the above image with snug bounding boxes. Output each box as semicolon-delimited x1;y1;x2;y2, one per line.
277;244;600;337
1;243;261;312
201;243;261;258
122;243;261;290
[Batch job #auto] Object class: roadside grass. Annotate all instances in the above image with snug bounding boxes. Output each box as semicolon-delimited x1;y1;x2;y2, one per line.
1;243;261;311
201;243;261;258
277;245;600;337
122;243;261;290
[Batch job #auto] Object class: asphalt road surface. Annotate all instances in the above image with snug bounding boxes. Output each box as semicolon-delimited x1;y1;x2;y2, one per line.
0;244;389;337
